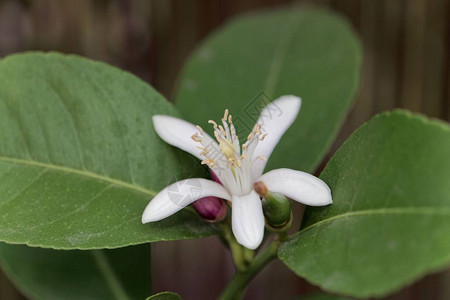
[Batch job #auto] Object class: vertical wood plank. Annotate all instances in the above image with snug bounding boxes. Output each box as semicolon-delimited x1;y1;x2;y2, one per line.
399;0;427;112
332;0;377;152
28;0;65;50
441;269;450;300
446;2;450;122
152;237;234;299
354;0;376;126
0;0;28;57
148;0;175;98
374;0;403;113
330;0;360;28
423;0;447;118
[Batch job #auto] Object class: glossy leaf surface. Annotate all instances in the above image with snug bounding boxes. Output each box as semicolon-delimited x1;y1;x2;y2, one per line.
279;111;450;297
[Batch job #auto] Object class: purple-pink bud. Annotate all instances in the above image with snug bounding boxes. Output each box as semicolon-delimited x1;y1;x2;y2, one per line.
209;169;222;184
192;196;227;222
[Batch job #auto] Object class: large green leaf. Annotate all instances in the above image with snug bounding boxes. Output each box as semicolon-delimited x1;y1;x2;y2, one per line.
0;243;150;300
279;111;450;297
297;294;349;300
0;53;215;249
175;6;361;173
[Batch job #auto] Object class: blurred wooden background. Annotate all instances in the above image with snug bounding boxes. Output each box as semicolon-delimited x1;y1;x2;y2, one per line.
0;0;450;299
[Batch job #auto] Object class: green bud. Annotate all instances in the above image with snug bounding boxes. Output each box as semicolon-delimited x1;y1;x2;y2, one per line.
254;181;292;231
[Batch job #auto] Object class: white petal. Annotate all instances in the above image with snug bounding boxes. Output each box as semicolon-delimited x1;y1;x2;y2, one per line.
251;95;301;179
231;190;265;250
142;178;231;223
153;115;216;160
257;168;332;206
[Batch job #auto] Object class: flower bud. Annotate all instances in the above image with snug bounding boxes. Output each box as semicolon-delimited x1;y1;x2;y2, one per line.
254;181;292;231
192;196;227;222
209;169;222;184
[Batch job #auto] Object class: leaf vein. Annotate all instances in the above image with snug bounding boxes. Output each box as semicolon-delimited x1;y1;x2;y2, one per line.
46;78;87;170
73;63;137;185
0;156;157;197
0;169;49;210
299;207;450;235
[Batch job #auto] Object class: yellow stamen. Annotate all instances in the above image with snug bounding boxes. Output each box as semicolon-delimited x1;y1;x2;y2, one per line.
223;109;229;121
208;120;218;129
201;158;217;167
219;125;226;136
256;124;262;134
219;138;236;160
192;109;269;176
196;125;204;133
197;146;209;156
191;133;201;142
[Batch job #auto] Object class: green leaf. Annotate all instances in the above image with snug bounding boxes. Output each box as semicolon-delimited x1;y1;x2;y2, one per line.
0;52;216;249
279;111;450;297
146;292;181;300
297;293;349;300
0;243;150;300
175;6;361;173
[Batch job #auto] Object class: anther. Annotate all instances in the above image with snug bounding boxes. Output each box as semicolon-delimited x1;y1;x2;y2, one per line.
214;131;221;142
223;109;229;121
208;120;218;129
196;125;204;133
191;133;201;142
219;125;226;135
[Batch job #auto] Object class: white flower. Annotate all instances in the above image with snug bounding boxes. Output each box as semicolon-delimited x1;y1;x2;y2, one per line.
142;95;332;249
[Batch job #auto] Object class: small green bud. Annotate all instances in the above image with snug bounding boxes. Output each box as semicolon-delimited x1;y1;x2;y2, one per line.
254;181;292;231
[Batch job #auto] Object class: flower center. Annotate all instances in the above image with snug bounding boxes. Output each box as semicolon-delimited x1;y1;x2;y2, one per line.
191;109;267;195
218;136;236;161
